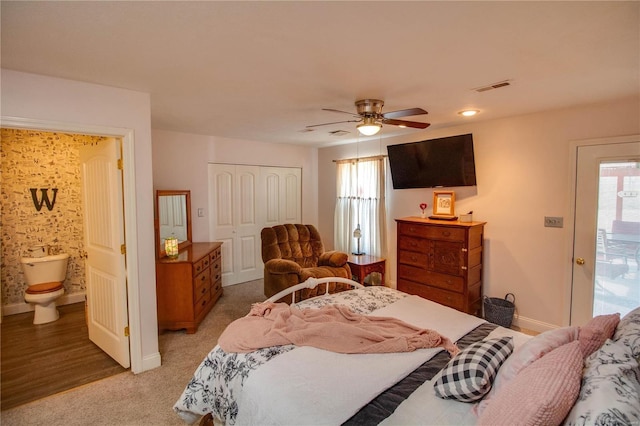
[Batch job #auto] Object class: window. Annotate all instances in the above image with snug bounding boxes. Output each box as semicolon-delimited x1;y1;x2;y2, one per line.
334;156;387;257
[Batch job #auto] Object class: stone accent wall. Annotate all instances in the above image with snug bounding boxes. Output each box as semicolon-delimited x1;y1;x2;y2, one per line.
1;128;108;307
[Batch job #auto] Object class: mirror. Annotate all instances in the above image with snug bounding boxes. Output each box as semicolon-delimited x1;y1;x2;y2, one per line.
155;190;192;258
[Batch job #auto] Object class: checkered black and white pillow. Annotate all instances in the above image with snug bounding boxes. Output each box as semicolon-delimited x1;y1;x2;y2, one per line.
434;337;514;402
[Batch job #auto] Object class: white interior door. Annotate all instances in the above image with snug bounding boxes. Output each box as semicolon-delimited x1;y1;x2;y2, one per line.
209;164;302;286
209;164;262;285
79;138;130;368
261;166;302;227
571;138;640;326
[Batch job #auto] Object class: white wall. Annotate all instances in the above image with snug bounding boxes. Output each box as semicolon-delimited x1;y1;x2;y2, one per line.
152;129;319;241
318;96;640;332
1;69;159;372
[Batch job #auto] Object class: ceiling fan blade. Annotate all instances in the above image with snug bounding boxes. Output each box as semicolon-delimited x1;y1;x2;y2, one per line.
306;119;362;129
322;108;361;118
382;107;428;119
382;118;431;129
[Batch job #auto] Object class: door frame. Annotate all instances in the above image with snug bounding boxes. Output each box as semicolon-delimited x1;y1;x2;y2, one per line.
566;134;640;326
0;115;144;373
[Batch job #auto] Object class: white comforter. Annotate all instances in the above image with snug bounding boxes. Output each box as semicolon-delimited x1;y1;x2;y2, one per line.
233;295;485;425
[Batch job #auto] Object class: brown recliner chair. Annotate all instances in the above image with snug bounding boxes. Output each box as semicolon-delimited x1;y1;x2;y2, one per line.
262;224;352;303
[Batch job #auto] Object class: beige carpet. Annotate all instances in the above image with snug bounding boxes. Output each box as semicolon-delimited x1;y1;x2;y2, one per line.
1;279;265;426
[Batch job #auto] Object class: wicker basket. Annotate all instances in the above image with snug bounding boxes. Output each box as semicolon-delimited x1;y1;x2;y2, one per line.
483;293;515;328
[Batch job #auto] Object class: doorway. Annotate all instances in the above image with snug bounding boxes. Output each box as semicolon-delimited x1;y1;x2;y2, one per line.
570;136;640;325
2;122;141;402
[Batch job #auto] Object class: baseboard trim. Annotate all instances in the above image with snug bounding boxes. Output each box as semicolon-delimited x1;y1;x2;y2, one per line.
139;352;162;373
3;292;86;316
512;314;557;334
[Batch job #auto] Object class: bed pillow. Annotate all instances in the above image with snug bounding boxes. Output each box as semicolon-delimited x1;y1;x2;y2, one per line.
476;326;579;416
564;339;640;425
434;337;513;403
579;313;620;358
477;340;583;426
613;306;640;361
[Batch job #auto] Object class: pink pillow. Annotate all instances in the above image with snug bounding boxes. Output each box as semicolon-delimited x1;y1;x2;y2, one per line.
476;326;579;416
578;313;620;358
477;340;583;426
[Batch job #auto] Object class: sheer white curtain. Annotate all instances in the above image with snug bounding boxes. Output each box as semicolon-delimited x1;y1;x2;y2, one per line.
334;156;387;257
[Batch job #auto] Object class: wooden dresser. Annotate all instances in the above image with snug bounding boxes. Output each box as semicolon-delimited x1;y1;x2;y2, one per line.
396;217;486;316
156;242;223;333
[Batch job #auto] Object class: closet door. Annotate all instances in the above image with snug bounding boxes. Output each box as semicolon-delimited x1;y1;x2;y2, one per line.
209;164;302;286
209;164;261;286
261;166;302;227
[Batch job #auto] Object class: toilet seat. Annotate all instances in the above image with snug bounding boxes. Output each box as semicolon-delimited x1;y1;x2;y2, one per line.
26;281;64;294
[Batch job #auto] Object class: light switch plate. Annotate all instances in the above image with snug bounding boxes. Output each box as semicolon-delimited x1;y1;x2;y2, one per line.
197;208;204;217
544;216;563;228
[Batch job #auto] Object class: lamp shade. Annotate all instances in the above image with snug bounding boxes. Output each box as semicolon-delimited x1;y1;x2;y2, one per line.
357;123;381;136
357;117;381;136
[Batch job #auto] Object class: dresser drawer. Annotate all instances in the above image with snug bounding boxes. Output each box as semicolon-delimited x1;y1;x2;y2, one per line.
194;290;212;316
397;279;465;311
211;278;222;296
398;249;429;268
211;258;221;282
193;267;211;300
398;222;466;242
193;257;208;275
210;247;221;263
398;264;465;293
398;236;430;253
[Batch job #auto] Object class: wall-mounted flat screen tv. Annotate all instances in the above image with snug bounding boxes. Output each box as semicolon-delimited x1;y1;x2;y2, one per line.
387;133;477;189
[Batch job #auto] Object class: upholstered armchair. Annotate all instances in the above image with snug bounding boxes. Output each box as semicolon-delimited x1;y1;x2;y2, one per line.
261;224;352;303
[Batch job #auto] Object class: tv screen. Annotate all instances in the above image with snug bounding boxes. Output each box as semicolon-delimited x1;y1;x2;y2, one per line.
387;134;477;189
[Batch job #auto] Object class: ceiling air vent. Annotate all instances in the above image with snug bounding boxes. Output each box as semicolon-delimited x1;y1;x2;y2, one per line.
329;130;350;136
474;80;512;93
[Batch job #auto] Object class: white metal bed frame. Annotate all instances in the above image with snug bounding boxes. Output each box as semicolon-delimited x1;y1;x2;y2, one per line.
265;277;365;304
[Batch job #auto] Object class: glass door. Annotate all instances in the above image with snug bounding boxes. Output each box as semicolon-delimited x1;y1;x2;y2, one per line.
571;139;640;326
593;161;640;317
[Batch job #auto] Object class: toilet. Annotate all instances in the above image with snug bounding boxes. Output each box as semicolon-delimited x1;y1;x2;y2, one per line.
20;252;69;324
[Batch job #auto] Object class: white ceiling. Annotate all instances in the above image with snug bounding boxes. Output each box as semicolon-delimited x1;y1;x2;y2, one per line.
1;1;638;148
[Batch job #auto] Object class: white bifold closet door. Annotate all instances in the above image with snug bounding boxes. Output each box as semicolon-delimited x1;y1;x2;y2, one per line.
208;164;302;286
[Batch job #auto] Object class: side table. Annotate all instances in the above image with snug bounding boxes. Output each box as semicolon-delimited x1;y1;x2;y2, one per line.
347;254;386;286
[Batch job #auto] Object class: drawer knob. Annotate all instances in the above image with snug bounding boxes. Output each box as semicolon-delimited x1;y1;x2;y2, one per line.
461;266;468;270
442;231;451;237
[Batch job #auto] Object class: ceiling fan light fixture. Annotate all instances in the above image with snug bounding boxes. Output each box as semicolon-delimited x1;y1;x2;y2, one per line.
458;109;479;117
357;117;381;136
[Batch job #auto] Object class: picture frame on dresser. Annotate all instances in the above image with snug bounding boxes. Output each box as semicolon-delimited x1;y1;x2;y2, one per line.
432;191;456;217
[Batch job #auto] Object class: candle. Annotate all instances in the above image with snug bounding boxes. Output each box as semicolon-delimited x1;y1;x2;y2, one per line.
165;237;179;258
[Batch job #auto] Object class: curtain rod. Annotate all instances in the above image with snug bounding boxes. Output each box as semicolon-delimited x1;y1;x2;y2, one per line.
333;154;387;164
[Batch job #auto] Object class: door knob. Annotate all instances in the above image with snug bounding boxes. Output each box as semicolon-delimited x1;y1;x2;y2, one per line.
576;257;585;265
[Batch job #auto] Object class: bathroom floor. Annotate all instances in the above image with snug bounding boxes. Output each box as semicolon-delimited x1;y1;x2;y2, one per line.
1;302;127;410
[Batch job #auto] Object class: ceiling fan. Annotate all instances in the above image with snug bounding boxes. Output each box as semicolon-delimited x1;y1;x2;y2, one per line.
306;99;430;136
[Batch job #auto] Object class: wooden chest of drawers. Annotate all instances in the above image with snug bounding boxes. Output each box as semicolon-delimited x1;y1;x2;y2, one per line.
396;218;486;316
156;242;223;333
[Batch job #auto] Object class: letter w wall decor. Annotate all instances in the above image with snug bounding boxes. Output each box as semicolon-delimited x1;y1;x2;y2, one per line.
30;188;58;211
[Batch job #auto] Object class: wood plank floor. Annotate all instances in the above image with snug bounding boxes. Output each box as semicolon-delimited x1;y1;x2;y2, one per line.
1;302;127;410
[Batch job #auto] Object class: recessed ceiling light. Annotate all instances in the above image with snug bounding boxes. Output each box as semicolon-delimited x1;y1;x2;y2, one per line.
458;109;479;117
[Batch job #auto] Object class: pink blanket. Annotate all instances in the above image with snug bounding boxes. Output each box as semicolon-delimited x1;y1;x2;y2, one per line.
218;302;459;356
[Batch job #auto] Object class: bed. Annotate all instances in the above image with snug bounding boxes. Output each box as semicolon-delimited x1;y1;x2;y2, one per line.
174;277;640;426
